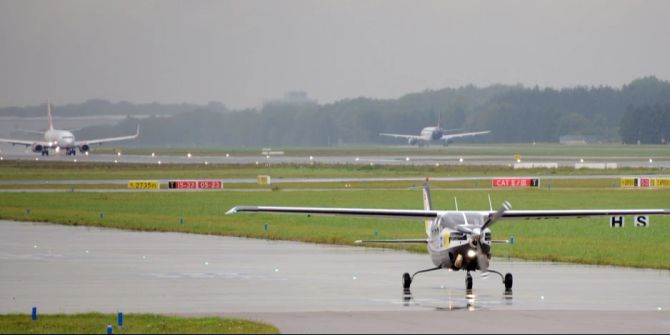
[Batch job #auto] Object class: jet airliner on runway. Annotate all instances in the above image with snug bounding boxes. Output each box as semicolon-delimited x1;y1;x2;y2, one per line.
380;118;490;147
0;103;140;156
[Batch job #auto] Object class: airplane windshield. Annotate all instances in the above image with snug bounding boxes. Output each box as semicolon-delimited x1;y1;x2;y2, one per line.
442;212;486;227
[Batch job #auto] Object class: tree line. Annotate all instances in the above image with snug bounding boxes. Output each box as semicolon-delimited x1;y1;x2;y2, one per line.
9;76;670;147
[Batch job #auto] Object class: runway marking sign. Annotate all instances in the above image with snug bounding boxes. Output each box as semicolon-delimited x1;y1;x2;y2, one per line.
621;177;670;188
610;216;650;228
128;180;160;189
610;216;624;228
257;175;272;185
491;178;540;188
168;180;223;189
620;178;636;188
652;178;670;188
635;216;649;227
169;180;197;189
198;180;223;189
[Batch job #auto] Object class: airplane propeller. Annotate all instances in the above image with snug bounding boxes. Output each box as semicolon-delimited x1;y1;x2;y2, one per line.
483;201;512;230
471;201;512;272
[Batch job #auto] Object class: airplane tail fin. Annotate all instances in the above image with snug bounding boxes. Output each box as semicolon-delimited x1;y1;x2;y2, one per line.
422;182;433;211
47;102;54;130
422;182;434;236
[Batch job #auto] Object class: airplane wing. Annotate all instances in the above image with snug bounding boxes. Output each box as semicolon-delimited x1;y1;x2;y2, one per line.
76;125;140;146
227;206;440;220
17;129;47;135
354;239;427;244
441;130;490;141
379;133;422;140
498;209;670;220
0;138;38;147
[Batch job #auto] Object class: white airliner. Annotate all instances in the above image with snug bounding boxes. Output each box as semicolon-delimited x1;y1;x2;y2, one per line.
380;120;490;147
0;103;140;156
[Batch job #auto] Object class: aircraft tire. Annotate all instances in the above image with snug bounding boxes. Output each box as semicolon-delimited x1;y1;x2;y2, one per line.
466;273;473;290
504;273;513;290
402;272;412;289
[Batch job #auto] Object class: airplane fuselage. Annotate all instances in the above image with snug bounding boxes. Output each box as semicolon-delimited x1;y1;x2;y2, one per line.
43;129;76;149
426;212;492;271
420;127;444;140
413;127;445;146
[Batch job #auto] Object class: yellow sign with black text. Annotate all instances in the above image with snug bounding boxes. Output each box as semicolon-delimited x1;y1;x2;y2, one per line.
257;175;271;185
620;178;636;188
652;178;670;188
128;180;161;189
620;177;670;188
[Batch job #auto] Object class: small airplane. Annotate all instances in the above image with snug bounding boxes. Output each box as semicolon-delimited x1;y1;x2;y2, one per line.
380;117;490;147
227;183;670;291
0;103;140;156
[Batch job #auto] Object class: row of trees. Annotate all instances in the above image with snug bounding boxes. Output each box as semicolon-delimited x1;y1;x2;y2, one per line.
620;104;670;144
14;77;670;147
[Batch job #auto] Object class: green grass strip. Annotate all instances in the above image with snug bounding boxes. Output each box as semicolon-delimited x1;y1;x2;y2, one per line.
0;313;278;334
1;188;668;269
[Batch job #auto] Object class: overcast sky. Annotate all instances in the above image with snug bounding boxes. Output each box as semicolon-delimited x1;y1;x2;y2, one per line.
1;0;669;109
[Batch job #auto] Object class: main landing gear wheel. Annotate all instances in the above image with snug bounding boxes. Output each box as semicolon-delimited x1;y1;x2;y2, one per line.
504;273;513;290
402;272;412;289
401;266;441;290
466;272;473;290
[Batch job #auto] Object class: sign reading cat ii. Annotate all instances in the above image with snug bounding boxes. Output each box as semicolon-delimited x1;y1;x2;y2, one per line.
128;180;161;189
491;178;540;188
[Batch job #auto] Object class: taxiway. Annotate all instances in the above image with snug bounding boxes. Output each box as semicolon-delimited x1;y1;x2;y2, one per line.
1;220;668;333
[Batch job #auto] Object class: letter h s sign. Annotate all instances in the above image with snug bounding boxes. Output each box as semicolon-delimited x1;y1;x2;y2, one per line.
610;216;624;228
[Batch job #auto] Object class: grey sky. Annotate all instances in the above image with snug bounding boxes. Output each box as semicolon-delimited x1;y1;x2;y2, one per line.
1;0;669;109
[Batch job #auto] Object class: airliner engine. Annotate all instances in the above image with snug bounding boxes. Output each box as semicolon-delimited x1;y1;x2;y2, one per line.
31;143;43;153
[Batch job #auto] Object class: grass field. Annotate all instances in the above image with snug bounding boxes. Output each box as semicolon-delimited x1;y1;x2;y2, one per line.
0;313;278;334
1;188;668;269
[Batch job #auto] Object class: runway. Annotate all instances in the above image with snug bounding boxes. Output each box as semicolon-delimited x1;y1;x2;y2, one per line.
1;220;668;333
1;152;668;168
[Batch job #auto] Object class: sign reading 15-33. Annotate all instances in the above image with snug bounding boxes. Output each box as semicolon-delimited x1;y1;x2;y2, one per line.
168;180;223;189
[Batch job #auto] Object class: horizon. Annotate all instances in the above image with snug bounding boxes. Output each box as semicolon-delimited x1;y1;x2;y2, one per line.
1;75;666;110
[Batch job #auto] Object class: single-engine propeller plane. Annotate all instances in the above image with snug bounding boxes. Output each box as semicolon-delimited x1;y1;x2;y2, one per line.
227;183;670;291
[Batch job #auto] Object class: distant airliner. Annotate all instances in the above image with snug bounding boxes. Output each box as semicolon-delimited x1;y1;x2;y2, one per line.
0;103;140;156
380;119;490;147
